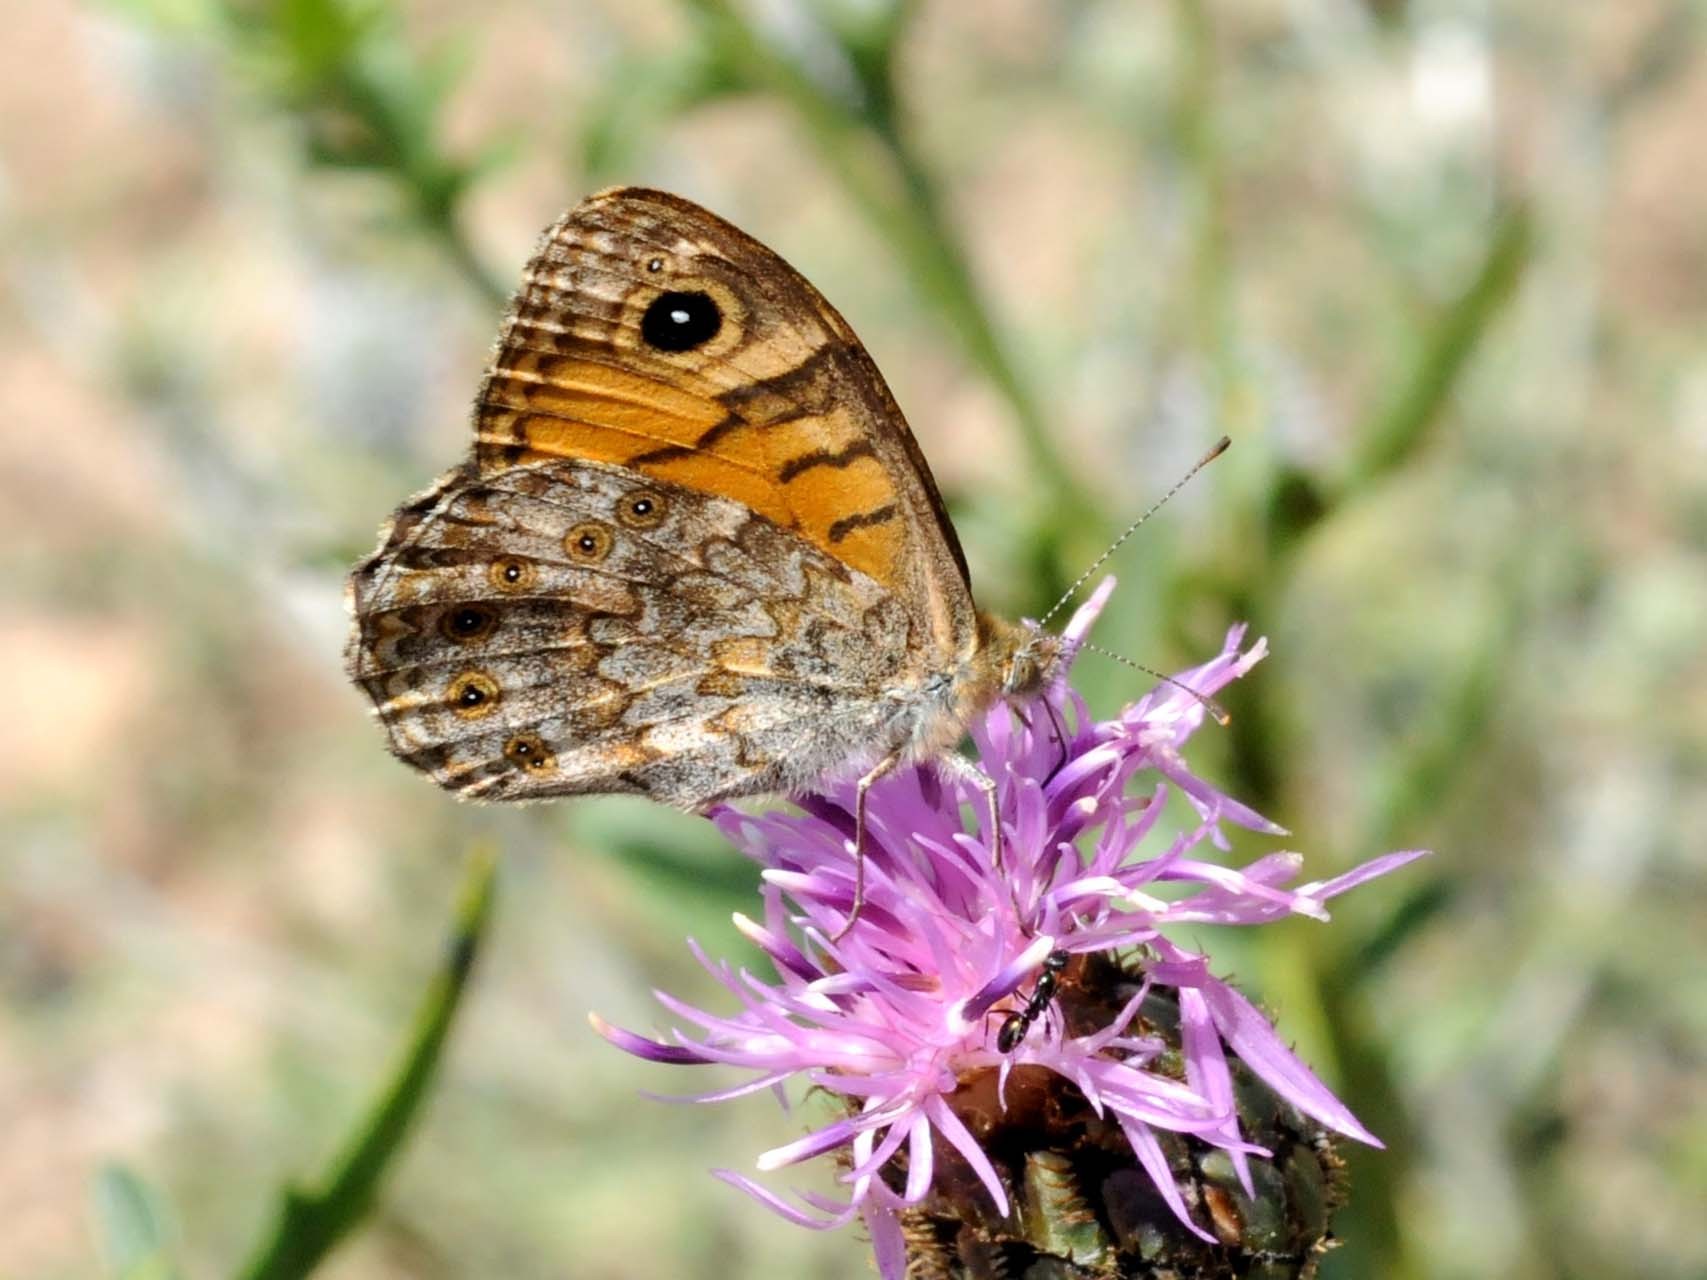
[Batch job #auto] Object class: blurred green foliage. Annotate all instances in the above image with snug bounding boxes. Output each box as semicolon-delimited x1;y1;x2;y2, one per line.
92;1165;182;1280
237;848;493;1280
4;1;1704;1278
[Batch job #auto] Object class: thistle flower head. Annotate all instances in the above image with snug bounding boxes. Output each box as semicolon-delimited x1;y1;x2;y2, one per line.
593;579;1426;1276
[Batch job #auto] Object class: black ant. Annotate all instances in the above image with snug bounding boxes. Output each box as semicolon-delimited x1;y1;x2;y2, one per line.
996;950;1069;1053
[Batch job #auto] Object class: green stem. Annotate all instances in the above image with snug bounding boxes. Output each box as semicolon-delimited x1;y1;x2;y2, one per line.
1172;0;1235;386
320;60;508;309
1340;203;1533;499
682;0;1096;522
236;847;498;1280
421;201;509;313
1318;562;1525;1276
1206;191;1533;1280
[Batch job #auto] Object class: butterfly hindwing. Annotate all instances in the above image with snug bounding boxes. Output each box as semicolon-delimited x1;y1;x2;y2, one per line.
347;458;917;806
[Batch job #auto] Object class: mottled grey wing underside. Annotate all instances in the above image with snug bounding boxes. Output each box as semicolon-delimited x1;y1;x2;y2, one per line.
346;457;914;807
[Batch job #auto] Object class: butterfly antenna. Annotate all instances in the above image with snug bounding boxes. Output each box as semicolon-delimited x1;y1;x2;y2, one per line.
1037;435;1231;630
1076;642;1231;726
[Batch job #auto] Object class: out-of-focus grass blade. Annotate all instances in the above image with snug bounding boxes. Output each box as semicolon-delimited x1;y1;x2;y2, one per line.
579;48;741;179
235;847;498;1280
1363;572;1523;853
674;0;1098;526
1348;877;1454;979
92;1165;182;1280
570;800;783;950
1341;202;1533;499
1606;1;1701;117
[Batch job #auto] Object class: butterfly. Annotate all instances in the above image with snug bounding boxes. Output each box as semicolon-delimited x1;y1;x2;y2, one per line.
345;187;1064;891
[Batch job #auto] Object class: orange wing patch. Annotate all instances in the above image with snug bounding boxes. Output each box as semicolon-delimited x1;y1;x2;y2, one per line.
478;353;800;534
469;192;920;589
488;353;721;446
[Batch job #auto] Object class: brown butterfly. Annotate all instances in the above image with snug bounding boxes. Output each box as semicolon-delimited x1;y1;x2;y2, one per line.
345;187;1062;886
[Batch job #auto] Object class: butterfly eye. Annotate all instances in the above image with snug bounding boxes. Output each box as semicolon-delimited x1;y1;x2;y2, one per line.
446;670;501;719
488;557;537;592
440;605;497;644
565;521;614;561
641;290;720;352
617;490;668;529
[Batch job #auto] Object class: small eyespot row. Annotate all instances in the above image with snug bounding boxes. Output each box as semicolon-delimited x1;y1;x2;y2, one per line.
617;489;667;529
446;670;501;719
488;557;537;593
440;604;498;644
503;732;555;772
565;521;614;562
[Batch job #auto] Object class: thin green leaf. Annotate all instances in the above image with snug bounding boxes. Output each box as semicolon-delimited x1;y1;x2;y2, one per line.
1341;202;1533;499
92;1165;182;1280
235;846;498;1280
578;49;740;180
1347;877;1454;978
672;0;1098;524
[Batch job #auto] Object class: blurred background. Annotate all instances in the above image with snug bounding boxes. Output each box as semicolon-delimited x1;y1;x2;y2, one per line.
4;1;1704;1277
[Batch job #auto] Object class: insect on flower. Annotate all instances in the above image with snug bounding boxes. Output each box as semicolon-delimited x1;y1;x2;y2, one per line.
995;948;1070;1053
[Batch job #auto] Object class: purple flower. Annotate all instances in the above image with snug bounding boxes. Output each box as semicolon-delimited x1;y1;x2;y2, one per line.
592;579;1426;1276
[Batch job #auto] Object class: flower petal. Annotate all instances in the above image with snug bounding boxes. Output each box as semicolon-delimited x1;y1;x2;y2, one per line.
757;1117;862;1171
905;1113;935;1203
1299;848;1432;900
713;1170;860;1229
1115;1113;1218;1243
1199;978;1382;1146
924;1094;1012;1218
864;1201;906;1280
586;1012;712;1065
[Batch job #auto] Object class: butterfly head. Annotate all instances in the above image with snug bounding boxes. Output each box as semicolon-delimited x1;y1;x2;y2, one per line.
979;614;1065;705
1005;627;1066;702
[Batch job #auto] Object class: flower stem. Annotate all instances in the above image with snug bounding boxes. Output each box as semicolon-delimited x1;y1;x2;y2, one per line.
235;847;497;1280
680;0;1098;523
1338;203;1534;502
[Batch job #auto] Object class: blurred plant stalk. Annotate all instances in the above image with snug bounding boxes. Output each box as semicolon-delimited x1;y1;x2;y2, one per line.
666;0;1101;531
1162;9;1534;1278
236;848;495;1280
116;0;514;307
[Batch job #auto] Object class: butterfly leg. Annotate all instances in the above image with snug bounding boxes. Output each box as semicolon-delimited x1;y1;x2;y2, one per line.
831;750;902;942
936;752;1032;926
935;751;1003;870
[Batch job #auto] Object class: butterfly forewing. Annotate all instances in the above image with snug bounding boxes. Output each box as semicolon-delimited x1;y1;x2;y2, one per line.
477;189;971;624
